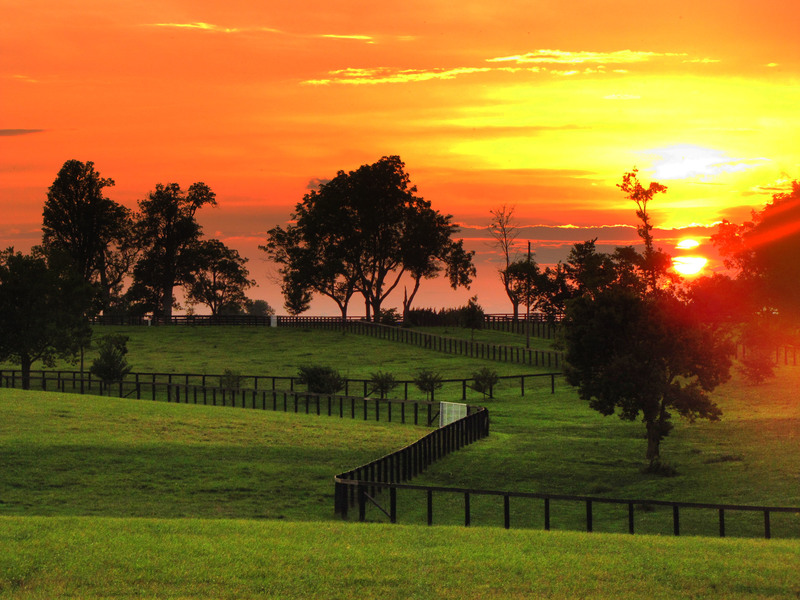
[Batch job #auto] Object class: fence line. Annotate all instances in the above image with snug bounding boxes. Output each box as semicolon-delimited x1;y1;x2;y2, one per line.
334;408;490;518
0;369;562;401
344;321;565;368
332;478;800;539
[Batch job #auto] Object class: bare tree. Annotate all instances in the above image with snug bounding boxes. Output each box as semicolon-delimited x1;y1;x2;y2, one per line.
488;205;521;319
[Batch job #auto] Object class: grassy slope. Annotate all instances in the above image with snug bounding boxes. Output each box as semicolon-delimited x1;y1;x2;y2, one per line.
2;517;799;600
1;325;799;597
0;389;423;520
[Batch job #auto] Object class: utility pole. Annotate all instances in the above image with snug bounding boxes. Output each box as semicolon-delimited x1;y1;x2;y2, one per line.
526;240;531;349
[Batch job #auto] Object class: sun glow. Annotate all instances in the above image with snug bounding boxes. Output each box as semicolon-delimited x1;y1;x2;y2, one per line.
676;238;700;250
672;256;708;276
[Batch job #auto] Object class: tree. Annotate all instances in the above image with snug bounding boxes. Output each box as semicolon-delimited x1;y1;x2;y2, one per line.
90;334;132;385
488;205;522;319
401;206;475;321
41;160;136;313
184;239;255;316
128;182;216;321
263;156;471;321
744;180;800;317
562;171;734;469
0;248;92;389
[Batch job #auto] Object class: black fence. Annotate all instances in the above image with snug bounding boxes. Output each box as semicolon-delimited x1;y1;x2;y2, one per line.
483;314;559;339
334;407;491;517
0;369;562;402
345;321;564;368
334;479;800;539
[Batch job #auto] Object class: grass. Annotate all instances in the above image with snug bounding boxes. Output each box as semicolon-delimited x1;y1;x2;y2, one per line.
0;389;423;520
4;325;555;383
1;517;799;599
1;324;799;597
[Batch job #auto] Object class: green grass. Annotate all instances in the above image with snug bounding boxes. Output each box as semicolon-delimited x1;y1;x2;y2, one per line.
0;389;423;520
2;517;799;599
2;325;799;597
3;325;555;382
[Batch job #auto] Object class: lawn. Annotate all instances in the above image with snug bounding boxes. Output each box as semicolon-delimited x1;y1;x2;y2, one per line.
1;324;798;597
1;517;798;599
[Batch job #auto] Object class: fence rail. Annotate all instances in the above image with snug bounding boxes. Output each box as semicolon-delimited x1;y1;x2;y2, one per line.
334;407;490;517
0;369;562;401
334;478;800;539
345;321;565;368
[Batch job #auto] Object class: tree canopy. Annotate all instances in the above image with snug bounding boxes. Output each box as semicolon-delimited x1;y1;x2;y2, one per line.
561;170;734;469
262;156;474;321
41;159;135;313
127;182;216;320
0;248;92;389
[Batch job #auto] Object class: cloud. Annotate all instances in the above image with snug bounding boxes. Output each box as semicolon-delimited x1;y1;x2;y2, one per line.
644;145;768;180
319;34;375;43
303;66;491;86
486;49;687;65
0;129;44;136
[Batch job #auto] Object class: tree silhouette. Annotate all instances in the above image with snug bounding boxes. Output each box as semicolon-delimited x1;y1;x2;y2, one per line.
41;160;135;313
0;248;92;389
128;182;216;321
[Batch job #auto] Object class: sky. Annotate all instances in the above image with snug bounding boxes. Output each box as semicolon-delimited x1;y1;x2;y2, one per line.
2;0;799;314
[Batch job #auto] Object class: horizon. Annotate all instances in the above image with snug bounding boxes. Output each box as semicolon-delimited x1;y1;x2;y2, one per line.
2;1;798;313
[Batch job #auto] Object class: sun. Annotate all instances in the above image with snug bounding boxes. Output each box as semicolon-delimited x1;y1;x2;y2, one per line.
672;256;708;276
676;238;700;250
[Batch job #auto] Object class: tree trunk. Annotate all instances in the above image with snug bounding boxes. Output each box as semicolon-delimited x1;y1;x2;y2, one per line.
20;354;32;390
645;419;661;466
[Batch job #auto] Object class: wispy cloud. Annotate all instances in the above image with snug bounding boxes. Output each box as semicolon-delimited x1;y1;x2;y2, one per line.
303;66;491;86
147;22;389;44
645;145;768;180
486;49;687;65
319;34;375;43
0;129;44;136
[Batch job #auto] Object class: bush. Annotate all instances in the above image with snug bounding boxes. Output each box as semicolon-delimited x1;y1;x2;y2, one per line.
297;365;345;394
413;368;443;401
369;371;398;399
471;367;498;398
219;368;243;389
378;308;400;325
90;334;132;385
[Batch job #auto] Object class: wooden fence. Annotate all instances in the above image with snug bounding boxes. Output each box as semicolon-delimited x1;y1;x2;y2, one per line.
334;407;490;517
0;369;562;401
344;321;565;368
333;478;800;539
0;369;462;426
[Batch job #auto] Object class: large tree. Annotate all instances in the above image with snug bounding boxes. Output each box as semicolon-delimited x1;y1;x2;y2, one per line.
0;248;92;389
562;171;734;469
184;239;255;316
41;159;135;313
263;156;473;321
128;182;216;321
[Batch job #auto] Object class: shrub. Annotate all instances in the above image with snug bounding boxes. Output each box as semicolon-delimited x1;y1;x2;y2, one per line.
471;367;499;399
378;308;399;325
219;368;243;389
297;365;345;394
414;368;443;401
739;351;775;385
90;334;132;385
369;371;398;399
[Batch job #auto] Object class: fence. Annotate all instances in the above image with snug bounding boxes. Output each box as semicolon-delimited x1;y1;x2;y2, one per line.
345;321;564;368
334;407;490;518
332;478;800;539
483;313;559;339
0;369;562;402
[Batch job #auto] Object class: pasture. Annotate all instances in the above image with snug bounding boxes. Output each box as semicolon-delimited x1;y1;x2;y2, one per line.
1;324;799;598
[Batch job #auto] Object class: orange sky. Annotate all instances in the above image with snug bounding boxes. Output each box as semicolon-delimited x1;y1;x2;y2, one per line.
2;0;799;313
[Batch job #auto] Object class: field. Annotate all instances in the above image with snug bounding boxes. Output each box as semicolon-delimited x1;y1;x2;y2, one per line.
1;324;799;598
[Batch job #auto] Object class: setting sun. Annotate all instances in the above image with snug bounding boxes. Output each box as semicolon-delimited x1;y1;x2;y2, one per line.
676;239;700;250
672;256;708;276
